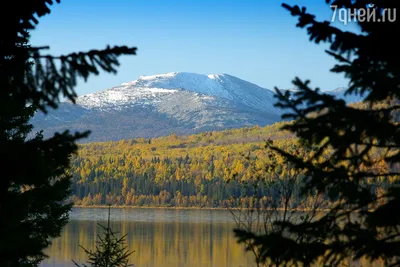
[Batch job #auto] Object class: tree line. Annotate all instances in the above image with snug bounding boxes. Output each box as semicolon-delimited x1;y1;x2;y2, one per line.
68;121;393;209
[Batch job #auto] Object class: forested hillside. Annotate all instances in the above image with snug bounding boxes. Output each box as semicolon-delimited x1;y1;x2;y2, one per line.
69;115;392;208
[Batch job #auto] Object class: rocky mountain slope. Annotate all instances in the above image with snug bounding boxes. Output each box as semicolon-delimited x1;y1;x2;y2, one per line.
31;72;362;142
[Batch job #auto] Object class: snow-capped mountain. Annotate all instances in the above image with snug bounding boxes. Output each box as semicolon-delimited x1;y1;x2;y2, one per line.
75;72;278;113
31;72;362;142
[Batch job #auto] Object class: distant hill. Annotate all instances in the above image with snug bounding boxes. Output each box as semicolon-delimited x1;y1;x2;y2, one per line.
31;72;362;142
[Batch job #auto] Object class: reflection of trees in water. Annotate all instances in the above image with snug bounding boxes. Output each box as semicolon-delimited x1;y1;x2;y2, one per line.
43;217;256;267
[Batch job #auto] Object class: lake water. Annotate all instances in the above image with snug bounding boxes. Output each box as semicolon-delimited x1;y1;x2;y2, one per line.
40;208;256;267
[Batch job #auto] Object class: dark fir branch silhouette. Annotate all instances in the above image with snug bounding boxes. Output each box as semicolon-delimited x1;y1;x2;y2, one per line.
230;142;324;267
73;206;134;267
0;0;136;266
234;0;400;266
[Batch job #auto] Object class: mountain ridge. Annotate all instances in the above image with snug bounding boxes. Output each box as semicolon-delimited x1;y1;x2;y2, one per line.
31;72;362;142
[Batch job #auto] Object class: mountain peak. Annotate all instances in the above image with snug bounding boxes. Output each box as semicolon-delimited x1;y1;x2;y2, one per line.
111;72;267;107
124;72;232;87
33;71;363;142
75;72;360;111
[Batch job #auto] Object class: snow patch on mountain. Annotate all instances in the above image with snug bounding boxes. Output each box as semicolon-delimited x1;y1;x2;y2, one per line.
76;72;278;113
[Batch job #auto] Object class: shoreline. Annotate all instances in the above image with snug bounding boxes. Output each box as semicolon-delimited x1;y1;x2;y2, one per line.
72;205;331;212
73;205;231;211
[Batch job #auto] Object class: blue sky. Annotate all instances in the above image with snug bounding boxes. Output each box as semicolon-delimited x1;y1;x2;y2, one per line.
30;0;354;96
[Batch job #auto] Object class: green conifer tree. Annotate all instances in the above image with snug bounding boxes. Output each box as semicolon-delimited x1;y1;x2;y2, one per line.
0;1;136;266
235;1;400;266
73;206;134;267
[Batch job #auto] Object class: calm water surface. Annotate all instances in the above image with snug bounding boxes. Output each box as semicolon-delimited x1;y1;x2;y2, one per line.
40;208;256;267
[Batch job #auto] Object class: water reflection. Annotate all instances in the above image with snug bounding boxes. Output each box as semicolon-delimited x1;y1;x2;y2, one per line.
41;208;255;267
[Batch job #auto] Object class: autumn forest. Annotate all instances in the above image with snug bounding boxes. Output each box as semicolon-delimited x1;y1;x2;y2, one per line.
69;113;392;209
